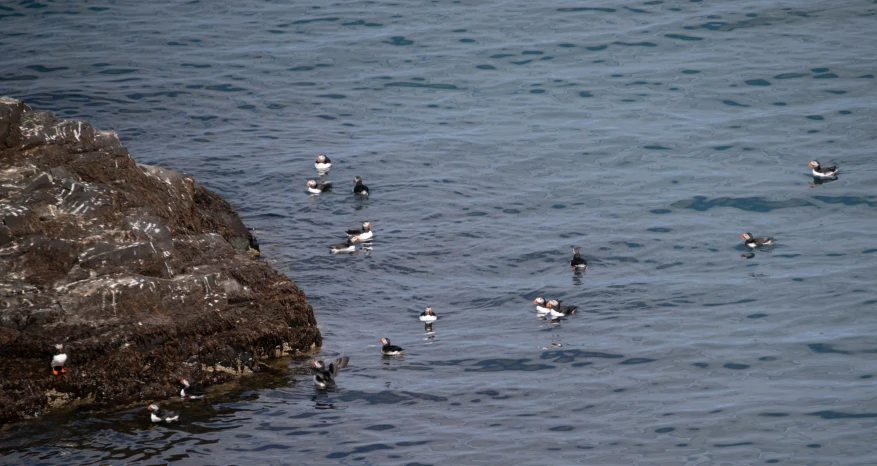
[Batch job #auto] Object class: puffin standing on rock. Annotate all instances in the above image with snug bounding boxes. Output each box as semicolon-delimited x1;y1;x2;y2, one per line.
311;356;350;389
147;404;180;423
179;379;206;400
353;176;369;196
380;337;404;356
51;344;67;375
741;232;773;248
808;160;838;178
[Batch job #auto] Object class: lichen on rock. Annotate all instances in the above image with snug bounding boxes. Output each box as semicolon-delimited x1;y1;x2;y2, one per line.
0;96;321;424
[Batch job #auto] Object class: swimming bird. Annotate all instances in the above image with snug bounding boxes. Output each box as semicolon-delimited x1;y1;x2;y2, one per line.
346;221;373;241
179;379;206;400
570;247;588;270
741;232;773;248
147;404;180;423
306;179;333;194
51;344;67;375
808;160;838;178
329;236;358;253
419;307;437;323
353;176;369;196
380;337;404;356
533;297;551;316
546;299;577;317
315;154;332;172
311;356;350;389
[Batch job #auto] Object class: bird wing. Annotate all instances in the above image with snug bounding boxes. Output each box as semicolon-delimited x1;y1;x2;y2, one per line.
330;356;350;376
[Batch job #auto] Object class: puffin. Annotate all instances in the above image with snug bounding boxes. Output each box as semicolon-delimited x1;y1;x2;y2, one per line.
379;337;404;356
147;404;180;423
179;379;206;400
329;236;358;253
419;307;437;323
306;179;333;194
808;160;838;178
741;232;773;248
346;221;373;241
311;356;350;389
547;299;577;317
51;343;67;375
570;247;588;270
532;297;551;316
353;176;369;196
314;154;332;172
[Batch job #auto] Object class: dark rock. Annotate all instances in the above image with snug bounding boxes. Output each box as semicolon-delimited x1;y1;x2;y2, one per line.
0;96;322;424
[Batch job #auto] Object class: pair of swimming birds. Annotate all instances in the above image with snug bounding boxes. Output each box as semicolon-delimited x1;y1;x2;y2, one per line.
306;176;369;196
738;161;837;249
144;379;207;423
329;221;374;253
308;334;410;388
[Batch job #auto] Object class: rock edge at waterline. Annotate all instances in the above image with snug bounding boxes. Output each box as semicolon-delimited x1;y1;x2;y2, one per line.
0;96;321;424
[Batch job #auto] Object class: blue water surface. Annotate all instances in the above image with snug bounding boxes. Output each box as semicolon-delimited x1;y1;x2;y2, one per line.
2;0;876;464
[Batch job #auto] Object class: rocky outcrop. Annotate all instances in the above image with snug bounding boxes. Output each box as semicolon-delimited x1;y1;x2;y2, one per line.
0;96;321;424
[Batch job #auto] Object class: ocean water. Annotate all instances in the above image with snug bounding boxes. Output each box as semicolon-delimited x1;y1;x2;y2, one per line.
2;0;877;464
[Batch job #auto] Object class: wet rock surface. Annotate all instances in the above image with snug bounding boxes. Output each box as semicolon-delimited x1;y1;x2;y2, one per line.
0;97;321;424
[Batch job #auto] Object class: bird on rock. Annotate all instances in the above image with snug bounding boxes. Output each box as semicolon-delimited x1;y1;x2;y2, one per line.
51;344;67;375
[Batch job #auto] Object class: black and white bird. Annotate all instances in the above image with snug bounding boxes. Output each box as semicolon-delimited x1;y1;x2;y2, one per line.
570;247;588;270
329;236;358;253
353;176;369;196
808;160;838;178
311;356;350;389
380;337;404;356
532;297;551;316
179;379;206;400
306;179;333;194
741;232;773;248
315;154;332;172
419;307;437;323
346;221;373;241
51;344;67;376
547;299;577;317
147;404;180;423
